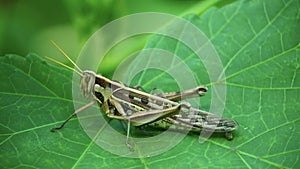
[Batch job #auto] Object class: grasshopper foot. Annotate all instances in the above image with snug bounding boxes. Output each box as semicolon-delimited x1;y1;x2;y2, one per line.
225;132;233;140
50;125;64;132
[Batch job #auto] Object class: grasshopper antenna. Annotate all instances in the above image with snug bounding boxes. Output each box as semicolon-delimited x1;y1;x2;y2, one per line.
50;40;83;73
45;40;89;132
44;56;82;76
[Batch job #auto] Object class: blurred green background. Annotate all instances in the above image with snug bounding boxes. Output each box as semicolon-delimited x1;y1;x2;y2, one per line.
0;0;233;75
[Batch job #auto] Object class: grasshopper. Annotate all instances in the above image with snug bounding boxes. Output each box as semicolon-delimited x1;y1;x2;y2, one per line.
48;41;238;150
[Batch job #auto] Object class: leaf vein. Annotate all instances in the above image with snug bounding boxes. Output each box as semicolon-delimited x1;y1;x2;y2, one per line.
225;43;299;81
1;62;59;97
236;117;300;148
223;0;293;72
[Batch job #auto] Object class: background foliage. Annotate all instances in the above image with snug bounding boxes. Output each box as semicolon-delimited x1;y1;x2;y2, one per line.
1;0;299;168
1;0;225;75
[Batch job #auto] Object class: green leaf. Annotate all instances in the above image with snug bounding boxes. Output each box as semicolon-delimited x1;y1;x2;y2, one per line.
125;0;300;168
1;0;299;169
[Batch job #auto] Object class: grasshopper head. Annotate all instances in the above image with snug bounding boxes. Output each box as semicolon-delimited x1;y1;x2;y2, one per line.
80;70;96;98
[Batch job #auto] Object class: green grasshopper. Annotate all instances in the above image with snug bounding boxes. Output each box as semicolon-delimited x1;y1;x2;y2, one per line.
48;41;238;150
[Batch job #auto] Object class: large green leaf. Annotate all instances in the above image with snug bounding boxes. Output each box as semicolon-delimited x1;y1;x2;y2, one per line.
1;0;299;168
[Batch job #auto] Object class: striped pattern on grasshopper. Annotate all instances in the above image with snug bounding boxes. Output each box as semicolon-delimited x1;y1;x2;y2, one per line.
48;41;238;151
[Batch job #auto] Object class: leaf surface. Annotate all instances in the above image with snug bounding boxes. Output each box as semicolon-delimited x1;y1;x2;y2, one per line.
1;0;299;168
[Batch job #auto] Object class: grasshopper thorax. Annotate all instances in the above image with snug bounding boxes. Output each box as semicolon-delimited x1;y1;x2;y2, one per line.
80;70;97;99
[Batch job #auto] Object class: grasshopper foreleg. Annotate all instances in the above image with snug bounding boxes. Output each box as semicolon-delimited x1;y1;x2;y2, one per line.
50;100;96;132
